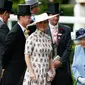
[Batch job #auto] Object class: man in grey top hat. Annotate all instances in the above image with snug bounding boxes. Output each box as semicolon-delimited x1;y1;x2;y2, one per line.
25;0;41;35
0;0;13;78
25;0;41;15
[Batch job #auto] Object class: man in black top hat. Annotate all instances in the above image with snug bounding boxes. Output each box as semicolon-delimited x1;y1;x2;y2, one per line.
45;2;73;85
0;0;13;78
25;0;41;35
1;4;31;85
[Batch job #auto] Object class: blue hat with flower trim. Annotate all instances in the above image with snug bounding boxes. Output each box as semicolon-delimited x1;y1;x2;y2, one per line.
75;28;85;40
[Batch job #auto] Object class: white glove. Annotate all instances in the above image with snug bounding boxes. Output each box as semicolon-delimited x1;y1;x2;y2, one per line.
78;77;85;84
47;69;56;82
47;70;53;77
53;55;60;61
47;70;53;82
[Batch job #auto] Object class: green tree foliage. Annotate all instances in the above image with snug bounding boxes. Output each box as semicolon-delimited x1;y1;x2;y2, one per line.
11;0;24;13
11;0;24;3
11;0;72;14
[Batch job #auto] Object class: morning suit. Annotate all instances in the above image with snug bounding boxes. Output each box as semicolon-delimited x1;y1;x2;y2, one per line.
45;23;73;85
0;20;9;76
72;45;85;85
1;23;26;85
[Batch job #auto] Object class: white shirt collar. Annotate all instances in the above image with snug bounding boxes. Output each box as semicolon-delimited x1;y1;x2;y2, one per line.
0;17;4;22
31;14;36;21
18;22;26;32
49;22;58;32
49;22;58;29
49;22;58;35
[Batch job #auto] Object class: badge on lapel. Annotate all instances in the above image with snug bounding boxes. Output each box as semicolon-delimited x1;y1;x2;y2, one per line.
57;28;64;40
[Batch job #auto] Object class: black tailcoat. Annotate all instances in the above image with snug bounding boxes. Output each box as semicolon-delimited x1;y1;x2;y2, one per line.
1;23;26;85
0;20;9;76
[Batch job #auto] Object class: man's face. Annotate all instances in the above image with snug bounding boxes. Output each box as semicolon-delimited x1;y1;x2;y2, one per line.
23;16;31;26
49;14;59;26
31;6;40;15
3;12;10;23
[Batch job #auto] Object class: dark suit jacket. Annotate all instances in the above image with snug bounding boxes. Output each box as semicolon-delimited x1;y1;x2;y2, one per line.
0;20;9;76
0;20;9;60
1;23;26;85
45;24;73;85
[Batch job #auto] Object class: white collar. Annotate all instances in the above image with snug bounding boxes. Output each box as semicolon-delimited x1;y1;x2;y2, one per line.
18;22;26;32
31;14;36;21
0;17;4;22
49;22;58;29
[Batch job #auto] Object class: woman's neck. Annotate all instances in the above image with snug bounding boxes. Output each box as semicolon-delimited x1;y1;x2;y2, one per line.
37;28;45;32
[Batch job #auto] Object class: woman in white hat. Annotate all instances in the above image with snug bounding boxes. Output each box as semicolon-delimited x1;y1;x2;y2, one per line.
73;0;85;32
23;13;56;85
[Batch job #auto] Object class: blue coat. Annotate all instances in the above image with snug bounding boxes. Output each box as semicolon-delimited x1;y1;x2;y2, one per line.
72;45;85;85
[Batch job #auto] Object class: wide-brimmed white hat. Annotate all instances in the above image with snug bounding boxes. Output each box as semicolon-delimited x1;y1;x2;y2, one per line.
76;0;85;3
28;13;58;26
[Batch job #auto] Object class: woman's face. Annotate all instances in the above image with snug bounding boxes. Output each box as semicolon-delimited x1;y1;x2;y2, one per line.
80;37;85;48
36;20;48;32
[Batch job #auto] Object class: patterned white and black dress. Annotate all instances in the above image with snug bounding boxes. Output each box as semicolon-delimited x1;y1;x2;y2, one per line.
23;29;52;85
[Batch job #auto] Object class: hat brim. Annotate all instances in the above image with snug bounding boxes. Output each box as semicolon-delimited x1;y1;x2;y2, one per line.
38;2;41;5
47;11;63;15
7;10;14;14
27;14;58;27
14;13;31;16
31;2;41;8
0;8;13;14
75;34;85;40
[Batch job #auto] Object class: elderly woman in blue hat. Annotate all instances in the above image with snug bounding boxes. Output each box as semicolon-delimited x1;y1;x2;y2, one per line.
72;28;85;85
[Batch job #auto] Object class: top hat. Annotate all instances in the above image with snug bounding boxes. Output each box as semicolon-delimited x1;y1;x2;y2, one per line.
25;0;41;8
5;1;13;13
17;4;31;16
0;0;6;9
27;13;57;26
47;2;61;15
0;0;13;13
75;0;85;3
75;28;85;40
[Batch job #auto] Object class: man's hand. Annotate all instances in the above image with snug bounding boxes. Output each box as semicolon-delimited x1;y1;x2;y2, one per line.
1;69;5;78
53;60;62;68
